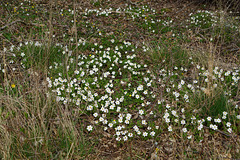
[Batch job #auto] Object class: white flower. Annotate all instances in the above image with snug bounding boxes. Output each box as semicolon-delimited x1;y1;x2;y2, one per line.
116;137;121;141
174;92;180;98
139;109;144;115
209;124;213;129
93;113;98;117
108;123;113;128
171;110;177;117
118;118;123;123
128;133;133;137
103;119;108;124
207;117;212;121
235;105;238;109
198;124;203;130
116;100;120;105
123;136;128;141
87;105;93;111
80;71;85;77
137;85;143;91
116;125;122;131
166;88;170;92
165;118;170;123
180;80;185;85
143;132;148;137
87;125;93;131
126;113;132;120
142;120;147;125
184;94;189;99
237;115;240;119
178;84;182;89
181;120;186;125
168;126;172;132
166;104;170;109
181;108;185;113
99;117;104;122
182;128;187;133
164;112;169;119
116;131;121;136
135;94;140;99
225;71;231;76
116;107;121;112
210;124;218;130
223;111;228;116
150;131;155;136
227;128;232;133
226;122;231;127
214;118;221;123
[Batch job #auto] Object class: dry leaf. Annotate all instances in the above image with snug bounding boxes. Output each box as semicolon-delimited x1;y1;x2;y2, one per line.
132;113;139;119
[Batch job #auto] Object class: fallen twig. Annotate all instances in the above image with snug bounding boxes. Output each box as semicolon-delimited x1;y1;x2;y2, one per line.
126;0;138;6
175;1;196;14
0;20;45;30
0;20;27;30
203;125;232;137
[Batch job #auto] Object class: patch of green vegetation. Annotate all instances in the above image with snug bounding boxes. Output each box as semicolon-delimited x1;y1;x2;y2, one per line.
12;43;63;71
193;91;229;117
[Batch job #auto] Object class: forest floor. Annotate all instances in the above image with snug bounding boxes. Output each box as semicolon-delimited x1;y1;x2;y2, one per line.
0;0;240;159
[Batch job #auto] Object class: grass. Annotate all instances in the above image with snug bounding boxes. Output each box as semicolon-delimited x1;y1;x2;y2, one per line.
0;0;240;159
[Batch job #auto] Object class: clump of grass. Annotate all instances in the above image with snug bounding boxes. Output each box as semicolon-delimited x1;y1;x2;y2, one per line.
2;42;64;73
192;89;229;117
0;79;93;159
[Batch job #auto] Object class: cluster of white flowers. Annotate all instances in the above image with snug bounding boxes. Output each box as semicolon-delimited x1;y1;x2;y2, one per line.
45;40;164;141
187;10;218;28
158;60;240;135
2;32;239;144
2;2;240;143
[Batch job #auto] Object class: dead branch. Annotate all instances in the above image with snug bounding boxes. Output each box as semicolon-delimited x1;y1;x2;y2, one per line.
0;20;28;30
0;20;45;31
